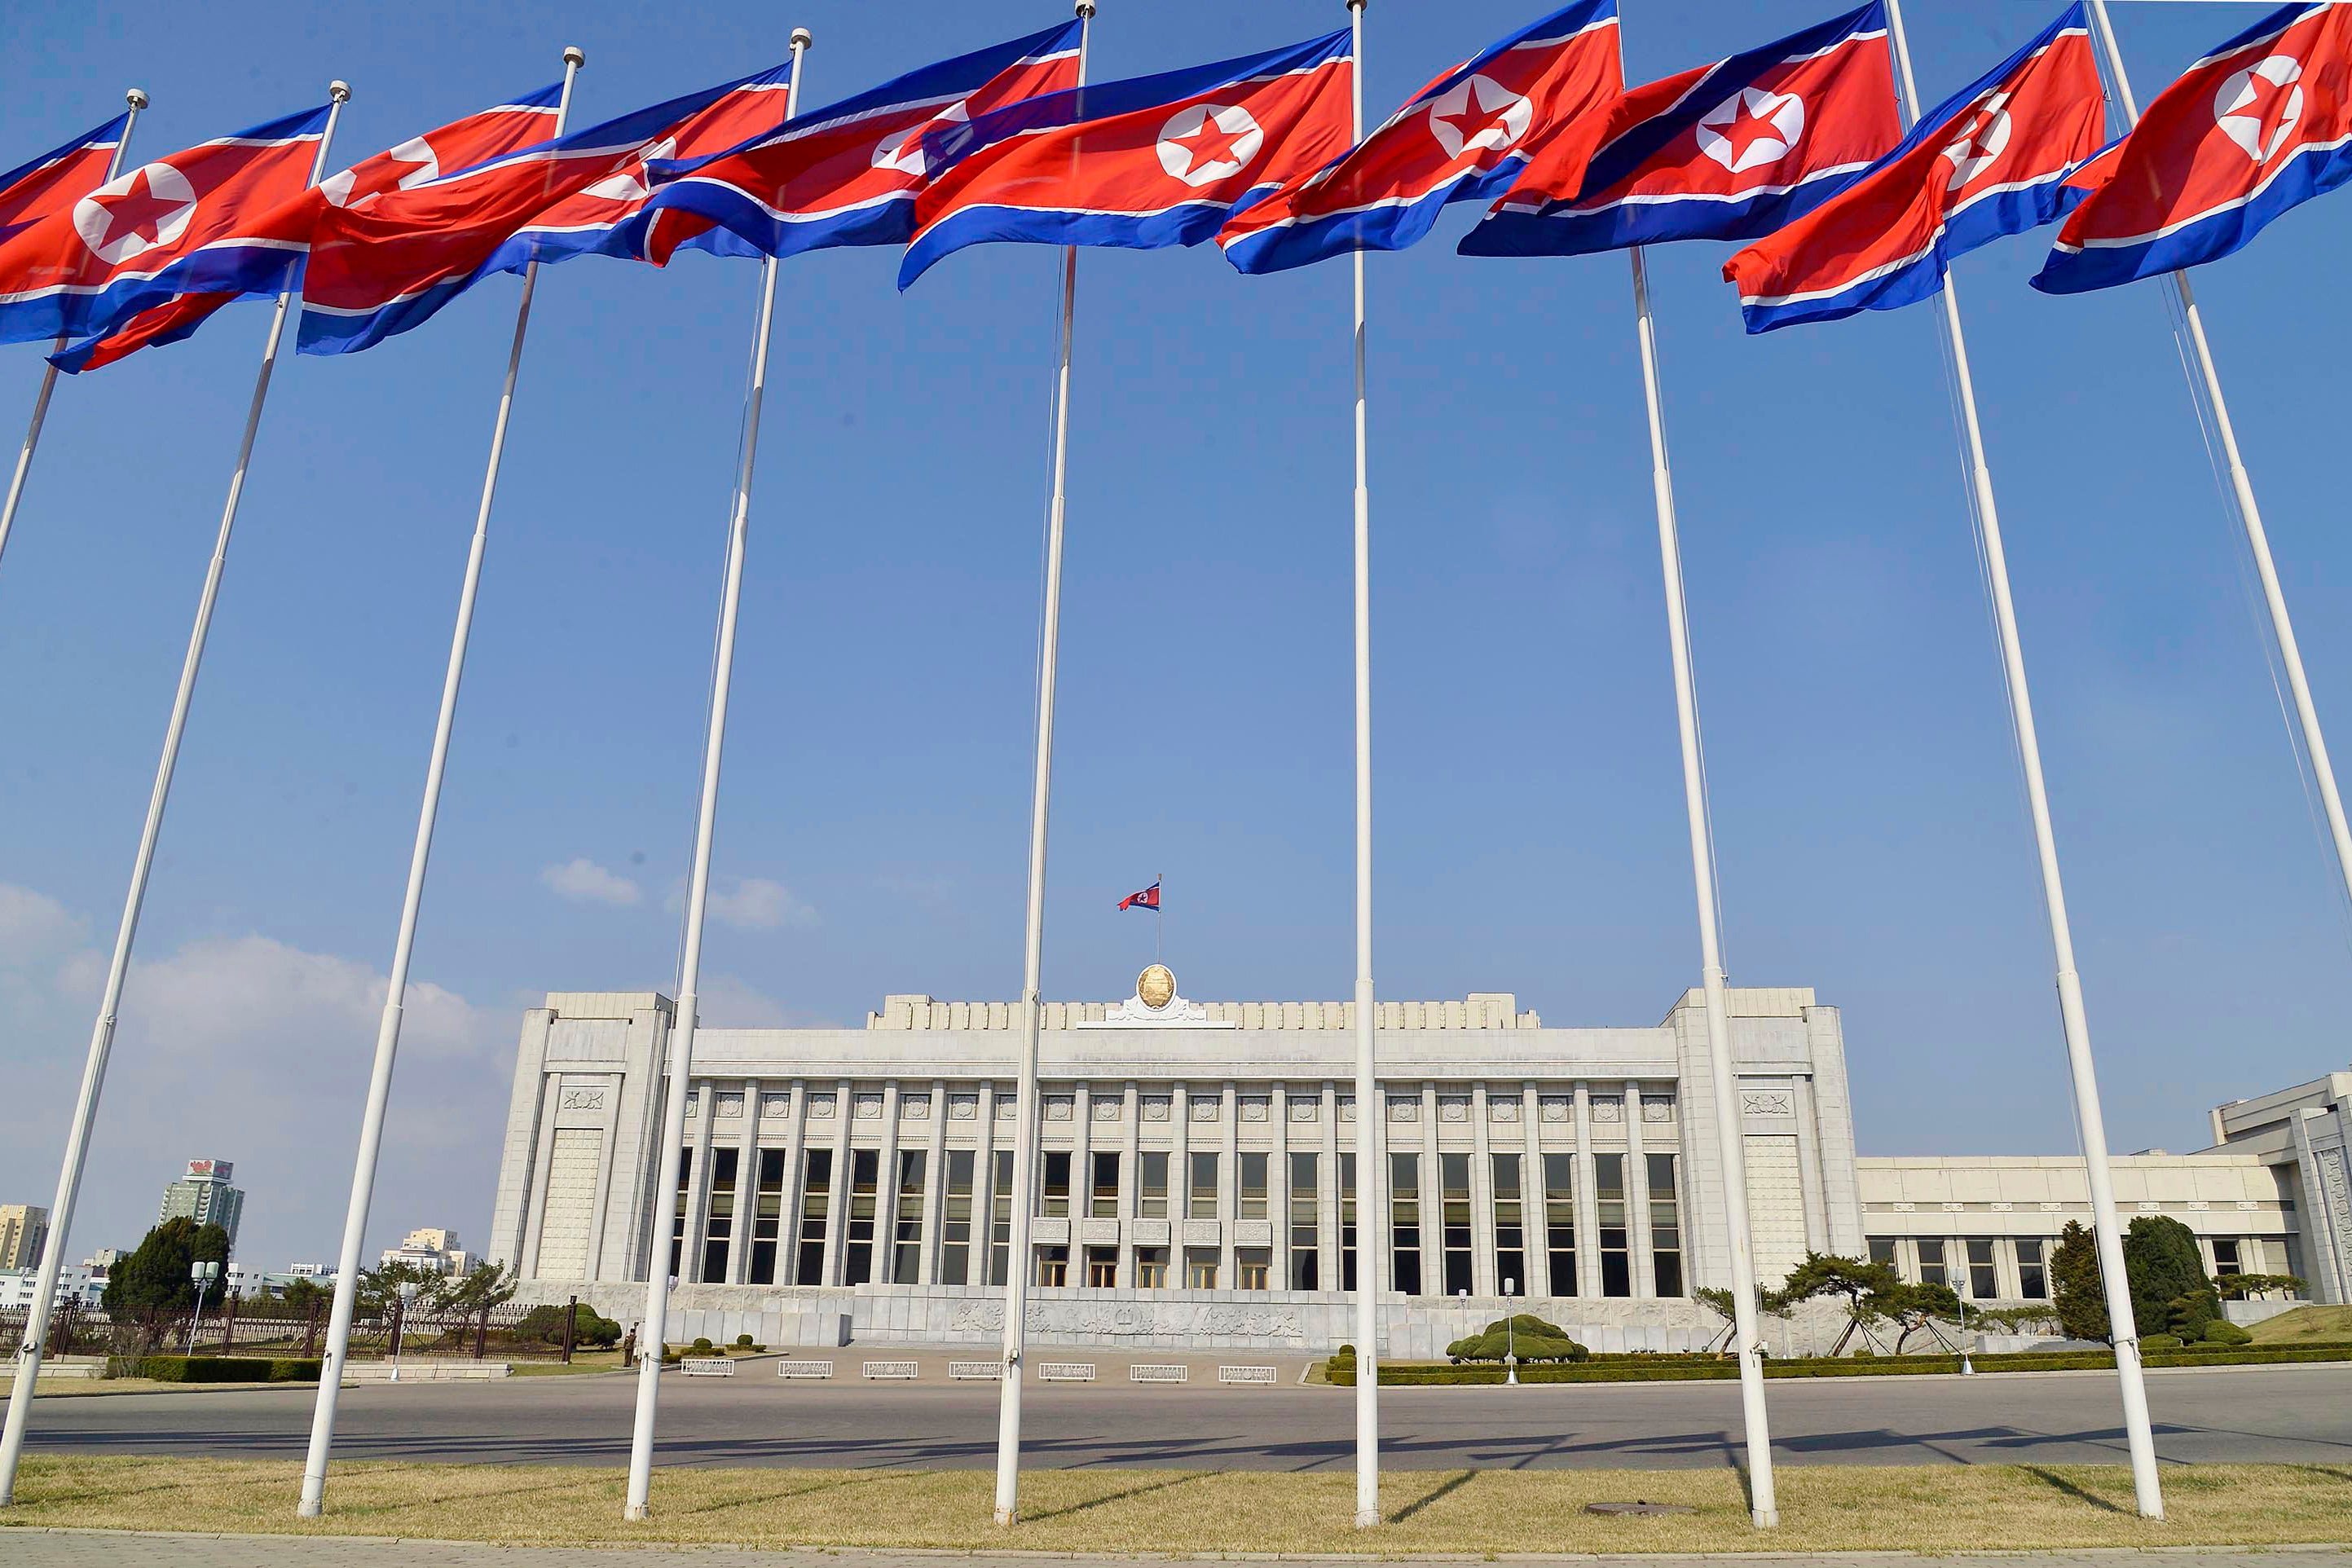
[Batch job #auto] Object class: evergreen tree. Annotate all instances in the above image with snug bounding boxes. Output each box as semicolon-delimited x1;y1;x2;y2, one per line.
101;1218;231;1312
2124;1214;2218;1337
2050;1220;2110;1343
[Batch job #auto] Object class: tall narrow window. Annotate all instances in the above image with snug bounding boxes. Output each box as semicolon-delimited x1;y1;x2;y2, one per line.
1042;1151;1072;1218
1541;1153;1575;1296
748;1147;787;1285
988;1150;1014;1286
701;1146;740;1283
1239;1152;1269;1221
939;1149;975;1286
1185;1249;1218;1289
1916;1238;1949;1288
1595;1154;1630;1297
1090;1152;1121;1218
1966;1237;1997;1300
1237;1249;1271;1289
2015;1238;2048;1301
1390;1152;1422;1296
1135;1247;1168;1288
1492;1154;1525;1296
1647;1153;1682;1297
1189;1152;1219;1219
669;1147;694;1279
1869;1237;1897;1269
1139;1151;1169;1218
892;1149;927;1283
2213;1238;2244;1278
1289;1152;1319;1289
1036;1245;1068;1286
1441;1152;1473;1297
843;1147;881;1286
794;1148;832;1285
1339;1152;1358;1293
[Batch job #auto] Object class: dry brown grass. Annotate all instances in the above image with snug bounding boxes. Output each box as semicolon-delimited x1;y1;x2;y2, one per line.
2252;1306;2352;1346
2;1456;2349;1553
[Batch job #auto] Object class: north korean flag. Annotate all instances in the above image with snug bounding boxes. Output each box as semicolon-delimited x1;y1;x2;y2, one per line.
299;64;794;356
899;29;1355;288
2034;0;2352;293
0;104;327;346
636;22;1083;268
0;114;133;252
1117;880;1161;913
1460;2;1901;258
1724;5;2107;332
53;85;562;373
1220;1;1621;275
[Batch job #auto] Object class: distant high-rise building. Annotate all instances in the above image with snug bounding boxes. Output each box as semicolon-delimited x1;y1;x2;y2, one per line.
379;1227;473;1277
0;1205;46;1271
158;1160;244;1253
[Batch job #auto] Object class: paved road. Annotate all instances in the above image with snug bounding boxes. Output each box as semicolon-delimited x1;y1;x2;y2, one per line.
6;1535;2352;1568
15;1363;2352;1470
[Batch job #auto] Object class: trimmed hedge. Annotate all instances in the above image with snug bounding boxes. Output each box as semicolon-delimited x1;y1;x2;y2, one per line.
1324;1342;2352;1386
136;1355;321;1384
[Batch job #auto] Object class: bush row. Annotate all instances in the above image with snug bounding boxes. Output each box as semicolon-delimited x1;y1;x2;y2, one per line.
135;1355;321;1383
1324;1342;2352;1386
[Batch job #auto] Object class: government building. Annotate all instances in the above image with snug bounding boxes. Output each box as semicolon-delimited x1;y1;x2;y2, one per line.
490;971;2352;1354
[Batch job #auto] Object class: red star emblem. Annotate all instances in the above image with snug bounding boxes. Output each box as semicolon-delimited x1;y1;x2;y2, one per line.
1174;112;1247;177
92;169;190;251
1434;88;1521;155
1720;97;1794;165
2235;71;2301;157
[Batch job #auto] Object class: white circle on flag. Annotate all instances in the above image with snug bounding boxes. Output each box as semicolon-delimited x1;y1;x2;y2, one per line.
1425;73;1534;161
1695;87;1805;174
874;103;969;177
1941;91;2014;191
1156;104;1263;187
73;161;197;264
2214;54;2304;163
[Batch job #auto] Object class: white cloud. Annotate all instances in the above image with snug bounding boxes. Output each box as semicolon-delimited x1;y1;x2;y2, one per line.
664;875;819;932
540;857;642;907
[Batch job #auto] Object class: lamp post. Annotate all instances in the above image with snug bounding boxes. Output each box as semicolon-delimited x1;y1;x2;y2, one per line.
1958;1288;1975;1376
389;1281;421;1383
185;1261;220;1355
1504;1280;1518;1386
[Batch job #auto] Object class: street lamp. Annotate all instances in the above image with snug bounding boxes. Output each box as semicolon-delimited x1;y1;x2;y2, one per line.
1504;1279;1518;1386
185;1260;221;1354
1958;1287;1975;1376
389;1280;422;1383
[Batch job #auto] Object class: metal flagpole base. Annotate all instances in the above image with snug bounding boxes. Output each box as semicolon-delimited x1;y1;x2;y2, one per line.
1354;1509;1381;1530
1751;1508;1781;1529
993;1509;1017;1527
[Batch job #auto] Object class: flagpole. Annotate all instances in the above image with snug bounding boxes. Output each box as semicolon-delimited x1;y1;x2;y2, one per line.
993;0;1093;1528
1882;0;2161;1519
623;25;809;1525
293;46;585;1522
0;80;350;1509
2082;0;2352;933
1624;244;1778;1526
0;89;148;587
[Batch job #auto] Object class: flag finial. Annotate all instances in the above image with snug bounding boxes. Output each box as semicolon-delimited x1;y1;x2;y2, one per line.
125;87;148;109
791;27;813;50
1075;0;1096;17
329;81;351;104
562;45;585;68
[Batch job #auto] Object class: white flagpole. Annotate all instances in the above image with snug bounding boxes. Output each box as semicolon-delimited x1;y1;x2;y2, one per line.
622;26;810;1524
1342;0;1382;1534
1882;0;2162;1519
0;80;350;1509
0;88;148;586
2083;0;2352;927
295;45;586;1522
993;0;1094;1528
1625;244;1778;1528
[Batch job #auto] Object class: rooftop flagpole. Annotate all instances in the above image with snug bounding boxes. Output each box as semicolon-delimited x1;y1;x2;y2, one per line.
0;80;351;1509
1883;0;2161;1518
0;88;147;587
2082;0;2352;940
993;0;1095;1527
1342;0;1383;1534
294;43;587;1522
623;24;811;1524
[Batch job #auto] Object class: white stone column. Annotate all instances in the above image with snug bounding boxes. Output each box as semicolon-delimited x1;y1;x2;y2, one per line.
1171;1081;1191;1282
1072;1081;1095;1272
1319;1081;1341;1291
920;1078;949;1284
518;1074;564;1280
975;1081;1000;1288
1573;1081;1601;1298
1119;1081;1140;1286
1624;1079;1654;1298
1791;1073;1830;1254
1522;1082;1548;1297
683;1080;718;1282
1470;1084;1497;1298
725;1077;760;1284
821;1077;852;1286
1219;1080;1240;1286
874;1081;903;1284
1271;1082;1292;1288
776;1081;808;1286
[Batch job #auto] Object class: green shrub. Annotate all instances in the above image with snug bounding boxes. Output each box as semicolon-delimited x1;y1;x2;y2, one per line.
690;1337;715;1354
2200;1319;2253;1346
514;1302;620;1348
2142;1333;2183;1351
1445;1315;1588;1364
267;1358;323;1382
734;1334;755;1349
137;1355;278;1383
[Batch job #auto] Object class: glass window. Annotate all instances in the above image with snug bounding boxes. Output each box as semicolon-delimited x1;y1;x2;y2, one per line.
1085;1246;1117;1288
892;1150;927;1284
1134;1247;1169;1288
669;1147;694;1280
1492;1154;1525;1297
1390;1153;1422;1297
2015;1238;2048;1301
794;1147;832;1285
1339;1152;1358;1293
1090;1152;1121;1219
1239;1152;1269;1221
843;1148;881;1286
1042;1151;1071;1218
1542;1153;1575;1296
2213;1238;2244;1278
939;1149;976;1286
1237;1249;1271;1290
1966;1238;1997;1300
1648;1153;1683;1297
1189;1152;1220;1219
1916;1238;1948;1288
1139;1152;1169;1218
701;1145;740;1283
1595;1154;1630;1298
1868;1237;1896;1270
988;1150;1014;1287
748;1147;788;1285
1289;1152;1319;1290
1441;1152;1474;1297
1185;1249;1219;1290
1035;1245;1068;1287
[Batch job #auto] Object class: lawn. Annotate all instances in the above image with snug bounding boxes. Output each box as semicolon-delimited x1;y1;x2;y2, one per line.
2252;1305;2352;1345
2;1456;2348;1553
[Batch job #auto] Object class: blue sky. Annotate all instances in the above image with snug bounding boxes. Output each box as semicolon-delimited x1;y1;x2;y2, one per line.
2;0;2347;1274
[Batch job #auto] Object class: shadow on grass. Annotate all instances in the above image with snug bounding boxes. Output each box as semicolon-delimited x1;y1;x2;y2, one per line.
2016;1465;2130;1515
1389;1469;1476;1523
1020;1469;1210;1524
663;1469;913;1521
326;1470;621;1522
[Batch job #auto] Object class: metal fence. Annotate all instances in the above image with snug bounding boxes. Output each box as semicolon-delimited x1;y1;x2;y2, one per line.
0;1299;586;1363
